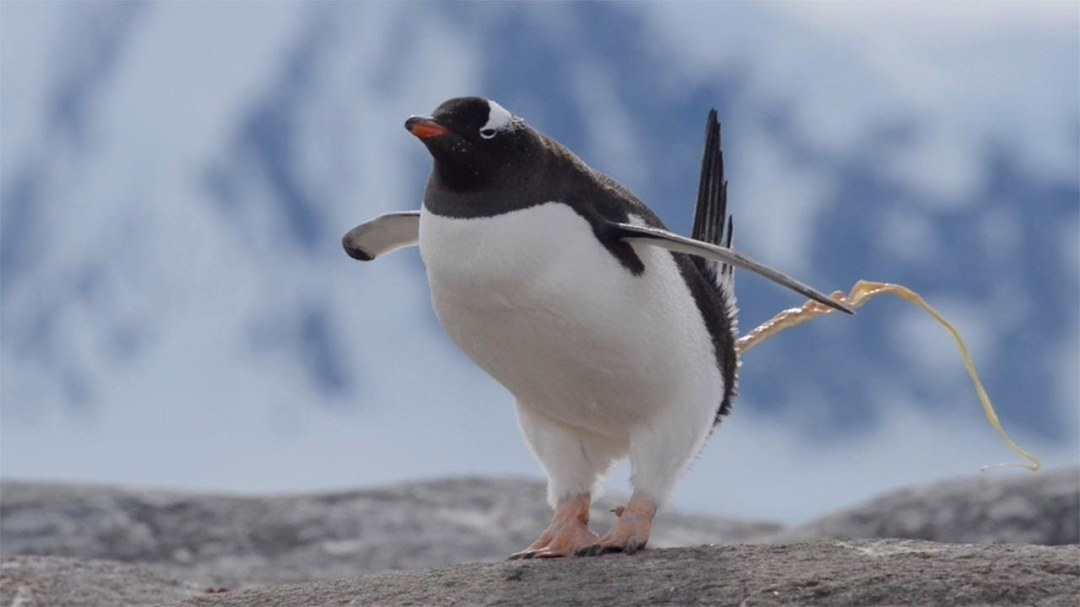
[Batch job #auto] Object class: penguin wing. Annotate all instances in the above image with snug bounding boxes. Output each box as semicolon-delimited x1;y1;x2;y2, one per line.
342;211;420;261
615;223;854;314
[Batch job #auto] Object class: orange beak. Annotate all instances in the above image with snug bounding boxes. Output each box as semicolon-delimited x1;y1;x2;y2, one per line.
405;116;451;139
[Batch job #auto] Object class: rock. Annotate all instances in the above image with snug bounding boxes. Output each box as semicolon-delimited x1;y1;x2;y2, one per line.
0;478;779;589
0;556;203;607
782;467;1079;545
171;540;1080;607
4;470;1076;603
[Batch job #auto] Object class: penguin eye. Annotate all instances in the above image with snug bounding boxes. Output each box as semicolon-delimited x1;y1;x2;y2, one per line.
479;127;497;140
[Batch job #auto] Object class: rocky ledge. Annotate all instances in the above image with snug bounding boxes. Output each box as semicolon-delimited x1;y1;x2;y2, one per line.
0;477;779;589
5;540;1077;607
2;469;1076;605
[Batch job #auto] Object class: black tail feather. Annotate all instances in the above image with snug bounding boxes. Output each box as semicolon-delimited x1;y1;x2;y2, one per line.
691;109;739;425
691;109;735;288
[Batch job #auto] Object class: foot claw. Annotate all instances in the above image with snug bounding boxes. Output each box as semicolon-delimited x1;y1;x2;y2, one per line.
577;544;614;557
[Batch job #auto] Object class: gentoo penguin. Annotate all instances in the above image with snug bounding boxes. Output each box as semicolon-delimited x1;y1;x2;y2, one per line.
343;97;851;558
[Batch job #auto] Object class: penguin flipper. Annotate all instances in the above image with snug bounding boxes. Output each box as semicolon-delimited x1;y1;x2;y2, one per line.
342;211;420;261
615;223;854;314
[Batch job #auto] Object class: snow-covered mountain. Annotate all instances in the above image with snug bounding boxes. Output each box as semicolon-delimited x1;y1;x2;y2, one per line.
2;1;1077;524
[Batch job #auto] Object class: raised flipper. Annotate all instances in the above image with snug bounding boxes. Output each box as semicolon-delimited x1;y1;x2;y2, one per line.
342;211;420;261
615;223;854;315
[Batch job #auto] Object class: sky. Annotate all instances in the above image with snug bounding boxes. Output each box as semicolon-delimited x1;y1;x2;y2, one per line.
1;1;1077;526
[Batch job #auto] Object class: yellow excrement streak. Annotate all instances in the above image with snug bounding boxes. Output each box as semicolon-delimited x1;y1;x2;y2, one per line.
735;280;1041;472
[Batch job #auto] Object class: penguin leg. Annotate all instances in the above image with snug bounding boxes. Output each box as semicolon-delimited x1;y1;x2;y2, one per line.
580;408;713;557
509;403;624;560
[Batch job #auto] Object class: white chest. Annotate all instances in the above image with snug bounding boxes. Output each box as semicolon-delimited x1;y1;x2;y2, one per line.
418;203;721;436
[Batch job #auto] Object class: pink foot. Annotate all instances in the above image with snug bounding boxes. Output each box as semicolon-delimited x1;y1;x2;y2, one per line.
509;494;599;560
577;496;656;556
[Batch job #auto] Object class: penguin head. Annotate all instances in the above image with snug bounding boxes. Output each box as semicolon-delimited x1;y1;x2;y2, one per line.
405;97;538;191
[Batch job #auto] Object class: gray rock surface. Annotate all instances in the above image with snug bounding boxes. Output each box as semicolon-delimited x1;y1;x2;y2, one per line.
781;467;1079;545
2;472;1078;606
172;540;1080;607
0;556;203;607
0;478;779;589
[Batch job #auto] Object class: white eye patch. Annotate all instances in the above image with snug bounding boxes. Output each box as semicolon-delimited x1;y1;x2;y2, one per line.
480;100;514;139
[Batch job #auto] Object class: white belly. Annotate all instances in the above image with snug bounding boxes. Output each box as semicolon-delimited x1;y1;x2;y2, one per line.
419;203;722;438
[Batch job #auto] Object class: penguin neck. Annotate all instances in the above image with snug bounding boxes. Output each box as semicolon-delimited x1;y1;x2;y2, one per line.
434;163;483;192
426;172;510;218
425;162;547;219
423;135;556;218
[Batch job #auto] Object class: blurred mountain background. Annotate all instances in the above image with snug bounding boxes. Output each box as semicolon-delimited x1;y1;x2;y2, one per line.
2;2;1077;524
